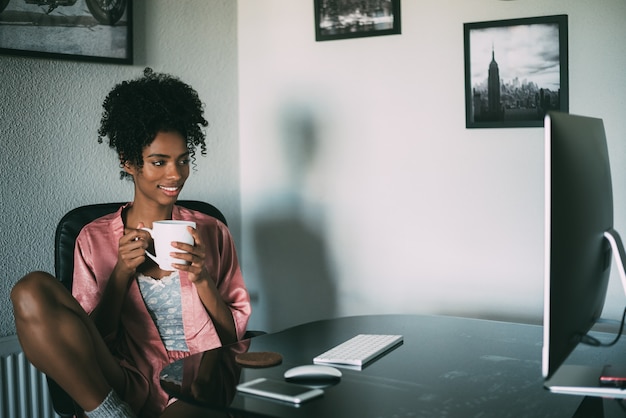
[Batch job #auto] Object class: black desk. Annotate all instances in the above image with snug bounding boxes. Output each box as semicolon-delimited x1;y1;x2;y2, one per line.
159;315;626;417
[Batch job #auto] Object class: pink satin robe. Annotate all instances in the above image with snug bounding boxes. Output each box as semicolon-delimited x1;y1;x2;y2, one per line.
72;204;251;417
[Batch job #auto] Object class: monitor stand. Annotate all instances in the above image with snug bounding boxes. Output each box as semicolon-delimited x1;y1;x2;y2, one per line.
604;228;626;296
545;228;626;399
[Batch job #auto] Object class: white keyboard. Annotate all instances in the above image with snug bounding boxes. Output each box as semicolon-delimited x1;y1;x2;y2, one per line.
313;334;403;367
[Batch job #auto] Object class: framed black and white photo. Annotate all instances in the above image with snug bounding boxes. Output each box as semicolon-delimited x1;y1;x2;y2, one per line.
314;0;401;42
464;15;568;128
0;0;132;64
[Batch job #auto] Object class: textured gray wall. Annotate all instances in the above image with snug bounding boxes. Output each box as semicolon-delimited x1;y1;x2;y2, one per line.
0;0;239;337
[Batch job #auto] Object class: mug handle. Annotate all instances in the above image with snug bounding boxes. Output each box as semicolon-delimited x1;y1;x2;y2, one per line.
140;227;160;265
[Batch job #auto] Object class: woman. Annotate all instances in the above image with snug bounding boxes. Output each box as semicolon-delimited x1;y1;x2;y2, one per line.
11;69;251;418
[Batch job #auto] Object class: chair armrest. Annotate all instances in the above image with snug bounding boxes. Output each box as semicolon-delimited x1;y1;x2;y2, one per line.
243;330;266;339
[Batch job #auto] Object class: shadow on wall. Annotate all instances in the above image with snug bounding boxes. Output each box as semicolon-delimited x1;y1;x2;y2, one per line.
252;102;337;332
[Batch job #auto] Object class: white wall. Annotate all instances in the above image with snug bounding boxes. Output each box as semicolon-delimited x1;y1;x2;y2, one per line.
0;0;239;337
239;0;626;332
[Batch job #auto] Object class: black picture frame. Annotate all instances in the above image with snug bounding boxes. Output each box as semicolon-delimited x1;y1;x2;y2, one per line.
464;15;568;129
314;0;401;42
0;0;132;64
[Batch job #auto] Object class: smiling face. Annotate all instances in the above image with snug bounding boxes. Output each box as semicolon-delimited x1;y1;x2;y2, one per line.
124;131;190;207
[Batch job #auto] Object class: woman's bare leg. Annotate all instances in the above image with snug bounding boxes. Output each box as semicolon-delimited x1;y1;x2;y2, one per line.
11;271;127;412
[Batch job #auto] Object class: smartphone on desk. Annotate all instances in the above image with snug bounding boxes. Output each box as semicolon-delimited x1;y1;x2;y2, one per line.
599;364;626;388
237;378;324;404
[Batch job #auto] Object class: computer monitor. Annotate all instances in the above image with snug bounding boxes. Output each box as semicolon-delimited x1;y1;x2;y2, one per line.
543;111;626;397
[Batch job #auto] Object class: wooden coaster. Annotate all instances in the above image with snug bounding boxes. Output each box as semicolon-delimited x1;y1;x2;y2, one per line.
235;351;283;368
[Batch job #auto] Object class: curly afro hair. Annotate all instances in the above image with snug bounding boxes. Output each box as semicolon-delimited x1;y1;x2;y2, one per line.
97;68;208;179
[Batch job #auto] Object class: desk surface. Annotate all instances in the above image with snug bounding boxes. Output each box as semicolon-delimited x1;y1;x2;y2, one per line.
160;314;625;417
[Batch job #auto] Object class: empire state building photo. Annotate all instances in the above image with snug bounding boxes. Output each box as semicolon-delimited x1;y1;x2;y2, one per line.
465;16;567;127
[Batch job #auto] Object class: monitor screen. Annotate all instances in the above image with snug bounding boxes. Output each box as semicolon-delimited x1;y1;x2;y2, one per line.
542;111;614;381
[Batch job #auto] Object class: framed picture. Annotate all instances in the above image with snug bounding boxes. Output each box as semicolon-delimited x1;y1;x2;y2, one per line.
0;0;132;64
464;15;568;128
314;0;401;42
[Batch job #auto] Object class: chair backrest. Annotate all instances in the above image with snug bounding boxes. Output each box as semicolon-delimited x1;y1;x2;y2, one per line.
54;200;227;292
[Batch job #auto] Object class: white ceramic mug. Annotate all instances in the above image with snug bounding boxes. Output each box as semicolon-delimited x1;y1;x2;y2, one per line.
141;220;196;270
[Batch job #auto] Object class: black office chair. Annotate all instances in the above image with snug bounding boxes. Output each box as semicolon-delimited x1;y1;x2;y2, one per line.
48;200;261;417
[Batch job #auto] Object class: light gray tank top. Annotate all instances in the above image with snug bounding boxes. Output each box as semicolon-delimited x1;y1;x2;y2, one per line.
137;271;189;352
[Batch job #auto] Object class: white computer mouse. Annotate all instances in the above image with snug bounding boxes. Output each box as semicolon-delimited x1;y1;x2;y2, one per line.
284;364;342;382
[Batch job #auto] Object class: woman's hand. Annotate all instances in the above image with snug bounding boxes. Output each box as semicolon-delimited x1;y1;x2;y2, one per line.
170;226;211;284
114;222;150;281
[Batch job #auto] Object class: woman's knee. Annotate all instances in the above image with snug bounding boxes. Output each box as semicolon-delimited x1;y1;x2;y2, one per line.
11;271;63;318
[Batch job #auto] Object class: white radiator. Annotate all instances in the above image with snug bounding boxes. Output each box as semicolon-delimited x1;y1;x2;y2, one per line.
0;335;59;418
